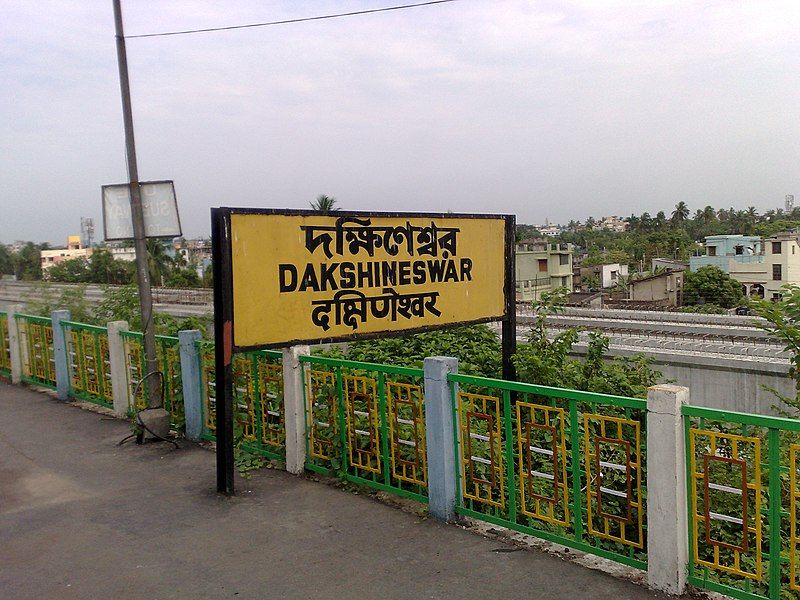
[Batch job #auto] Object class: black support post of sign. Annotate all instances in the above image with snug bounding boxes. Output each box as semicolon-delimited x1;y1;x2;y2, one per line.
212;208;235;496
502;215;517;382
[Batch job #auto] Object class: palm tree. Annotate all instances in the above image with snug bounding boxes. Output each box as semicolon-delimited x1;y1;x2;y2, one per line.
702;205;716;224
146;239;173;287
310;194;339;213
671;201;690;224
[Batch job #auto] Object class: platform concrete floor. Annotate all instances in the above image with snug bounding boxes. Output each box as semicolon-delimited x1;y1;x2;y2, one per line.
0;383;671;599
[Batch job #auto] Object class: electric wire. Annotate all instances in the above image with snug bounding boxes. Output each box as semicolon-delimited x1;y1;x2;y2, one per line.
125;0;459;39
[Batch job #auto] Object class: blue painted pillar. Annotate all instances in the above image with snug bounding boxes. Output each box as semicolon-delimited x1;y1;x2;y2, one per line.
423;356;459;522
50;310;71;400
179;330;203;441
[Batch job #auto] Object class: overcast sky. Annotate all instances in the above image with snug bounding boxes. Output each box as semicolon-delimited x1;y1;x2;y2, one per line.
1;1;799;244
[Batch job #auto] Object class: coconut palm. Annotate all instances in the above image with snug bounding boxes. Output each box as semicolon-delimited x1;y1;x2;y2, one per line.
146;239;173;287
310;194;339;213
671;201;690;224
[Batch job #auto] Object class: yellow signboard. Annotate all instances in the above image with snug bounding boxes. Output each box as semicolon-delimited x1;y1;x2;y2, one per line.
226;210;511;349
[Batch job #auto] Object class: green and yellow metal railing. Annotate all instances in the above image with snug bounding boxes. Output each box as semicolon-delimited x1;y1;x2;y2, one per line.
15;313;57;388
300;355;428;502
448;373;647;570
61;320;113;408
683;404;800;600
122;331;183;430
198;341;285;461
0;311;11;377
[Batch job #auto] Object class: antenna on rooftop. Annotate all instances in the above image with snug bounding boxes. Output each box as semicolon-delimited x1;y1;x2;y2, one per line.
80;217;95;247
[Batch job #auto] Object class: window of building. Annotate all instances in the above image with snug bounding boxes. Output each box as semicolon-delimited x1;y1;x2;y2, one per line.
559;254;569;265
773;264;782;281
707;246;717;256
561;276;568;287
538;259;548;273
772;241;782;254
772;293;782;302
610;270;618;280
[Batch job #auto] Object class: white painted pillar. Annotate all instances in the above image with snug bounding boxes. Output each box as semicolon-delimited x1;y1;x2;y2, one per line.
107;320;130;417
424;356;459;522
646;384;689;595
6;304;24;385
283;345;310;475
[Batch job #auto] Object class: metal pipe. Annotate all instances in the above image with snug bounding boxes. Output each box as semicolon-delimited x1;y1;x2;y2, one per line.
112;0;161;409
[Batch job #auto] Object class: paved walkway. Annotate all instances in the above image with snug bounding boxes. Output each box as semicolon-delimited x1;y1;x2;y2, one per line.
0;383;669;599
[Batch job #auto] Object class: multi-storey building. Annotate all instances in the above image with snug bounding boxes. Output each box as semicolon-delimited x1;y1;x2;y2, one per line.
690;233;800;300
593;215;629;232
515;238;573;301
577;263;629;290
40;236;93;273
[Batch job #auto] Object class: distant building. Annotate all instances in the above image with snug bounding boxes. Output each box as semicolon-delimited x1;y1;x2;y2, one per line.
651;258;687;272
593;216;629;233
174;238;212;278
40;235;93;273
690;233;800;301
515;238;573;301
577;263;628;290
628;270;684;306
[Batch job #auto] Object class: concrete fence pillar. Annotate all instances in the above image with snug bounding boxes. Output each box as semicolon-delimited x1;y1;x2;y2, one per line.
6;303;24;385
646;384;689;595
424;356;459;522
107;321;130;417
283;345;310;475
50;310;71;400
178;330;203;441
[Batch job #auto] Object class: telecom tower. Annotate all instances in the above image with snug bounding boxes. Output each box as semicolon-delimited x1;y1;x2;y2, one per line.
80;217;95;247
786;195;795;213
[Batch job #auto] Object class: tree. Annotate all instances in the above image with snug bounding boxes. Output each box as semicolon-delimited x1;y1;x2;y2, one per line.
671;201;690;224
310;194;339;213
13;242;44;280
751;285;800;415
165;267;201;288
0;245;13;275
683;266;744;309
46;257;90;283
146;239;174;286
87;249;134;284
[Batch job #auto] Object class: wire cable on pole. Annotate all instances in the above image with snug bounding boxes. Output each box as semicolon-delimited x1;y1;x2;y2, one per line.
125;0;460;39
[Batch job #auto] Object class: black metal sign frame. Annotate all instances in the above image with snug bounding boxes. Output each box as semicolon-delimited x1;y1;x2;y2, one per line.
210;207;516;495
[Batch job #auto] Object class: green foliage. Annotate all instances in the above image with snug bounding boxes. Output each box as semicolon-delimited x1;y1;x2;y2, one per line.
93;284;211;337
234;448;268;478
582;249;632;267
87;249;134;284
581;273;601;290
310;194;339;213
46;257;91;283
13;242;44;280
683;266;744;309
751;285;800;415
513;288;662;397
94;284;141;329
324;324;502;378
27;283;93;322
0;244;13;275
164;267;201;288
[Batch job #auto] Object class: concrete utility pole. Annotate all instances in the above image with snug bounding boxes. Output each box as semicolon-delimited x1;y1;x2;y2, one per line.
112;0;169;437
